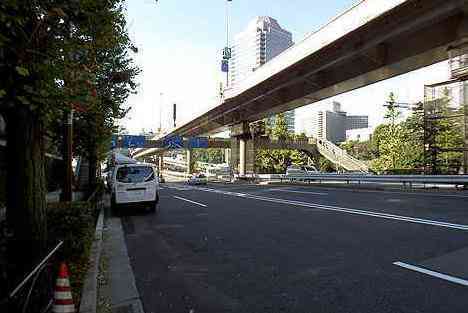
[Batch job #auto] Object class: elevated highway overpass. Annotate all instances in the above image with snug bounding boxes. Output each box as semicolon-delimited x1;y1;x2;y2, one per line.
141;0;468;175
168;0;468;137
135;136;369;174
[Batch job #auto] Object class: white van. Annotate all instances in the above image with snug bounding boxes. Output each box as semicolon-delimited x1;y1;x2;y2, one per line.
110;163;160;213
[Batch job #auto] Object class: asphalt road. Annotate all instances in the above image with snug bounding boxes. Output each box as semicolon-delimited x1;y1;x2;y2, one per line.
120;183;468;313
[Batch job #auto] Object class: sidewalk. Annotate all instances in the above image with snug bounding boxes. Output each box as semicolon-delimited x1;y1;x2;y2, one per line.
97;214;144;313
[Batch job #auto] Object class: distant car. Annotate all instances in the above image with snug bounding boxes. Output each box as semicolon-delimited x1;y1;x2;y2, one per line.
110;163;160;213
286;165;318;176
187;173;208;185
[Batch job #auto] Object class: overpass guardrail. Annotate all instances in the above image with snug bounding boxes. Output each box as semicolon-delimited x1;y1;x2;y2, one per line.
255;173;468;186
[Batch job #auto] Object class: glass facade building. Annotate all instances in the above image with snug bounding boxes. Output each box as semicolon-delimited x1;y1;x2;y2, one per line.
229;17;295;132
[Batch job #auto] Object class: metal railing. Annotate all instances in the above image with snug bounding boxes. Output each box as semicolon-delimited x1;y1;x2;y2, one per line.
1;241;63;313
257;173;468;186
316;139;369;173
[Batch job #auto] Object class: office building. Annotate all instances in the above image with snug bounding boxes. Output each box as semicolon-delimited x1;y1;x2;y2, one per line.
228;16;295;132
308;102;369;143
229;16;293;86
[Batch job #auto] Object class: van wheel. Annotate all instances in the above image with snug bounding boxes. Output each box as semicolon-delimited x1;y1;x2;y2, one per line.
111;196;120;216
149;194;159;213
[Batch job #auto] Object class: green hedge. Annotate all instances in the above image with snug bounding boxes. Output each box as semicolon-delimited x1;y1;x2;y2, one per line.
47;201;99;305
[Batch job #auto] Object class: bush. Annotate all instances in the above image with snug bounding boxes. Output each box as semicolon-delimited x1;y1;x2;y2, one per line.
47;201;98;305
47;202;96;260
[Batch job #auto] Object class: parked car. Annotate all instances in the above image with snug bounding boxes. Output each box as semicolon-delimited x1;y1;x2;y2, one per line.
110;163;160;213
286;165;318;176
187;173;208;185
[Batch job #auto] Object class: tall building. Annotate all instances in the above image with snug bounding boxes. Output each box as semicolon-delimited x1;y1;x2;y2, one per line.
229;16;293;86
266;111;295;133
228;16;295;132
308;102;369;143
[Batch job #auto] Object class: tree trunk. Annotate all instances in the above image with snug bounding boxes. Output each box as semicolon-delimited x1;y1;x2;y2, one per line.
5;106;47;286
88;141;98;196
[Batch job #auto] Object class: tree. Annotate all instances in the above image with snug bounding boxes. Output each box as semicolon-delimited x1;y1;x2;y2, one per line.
340;140;376;161
193;149;224;164
272;113;290;140
369;92;419;173
255;113;310;173
424;87;464;173
0;0;139;283
0;1;70;281
71;0;140;193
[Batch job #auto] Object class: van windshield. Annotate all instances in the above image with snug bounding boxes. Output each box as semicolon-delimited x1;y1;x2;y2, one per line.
116;166;154;183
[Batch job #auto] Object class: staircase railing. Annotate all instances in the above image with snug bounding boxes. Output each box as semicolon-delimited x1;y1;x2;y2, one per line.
316;138;369;173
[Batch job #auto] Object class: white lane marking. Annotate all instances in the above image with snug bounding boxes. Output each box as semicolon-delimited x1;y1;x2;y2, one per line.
173;196;207;207
393;261;468;286
267;188;327;195
166;185;193;191
188;187;468;231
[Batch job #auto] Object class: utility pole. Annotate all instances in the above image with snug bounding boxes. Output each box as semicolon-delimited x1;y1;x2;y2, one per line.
159;92;163;133
62;110;73;201
173;103;177;128
62;21;73;202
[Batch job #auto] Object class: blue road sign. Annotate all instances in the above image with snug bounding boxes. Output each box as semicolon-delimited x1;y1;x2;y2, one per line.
188;137;209;149
122;135;146;148
111;135;146;148
111;136;117;149
221;60;229;72
163;135;183;149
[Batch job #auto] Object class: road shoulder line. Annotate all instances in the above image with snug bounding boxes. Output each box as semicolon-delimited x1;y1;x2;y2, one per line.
393;261;468;287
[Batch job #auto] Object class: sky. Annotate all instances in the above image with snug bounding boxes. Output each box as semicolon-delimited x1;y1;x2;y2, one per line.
122;0;450;135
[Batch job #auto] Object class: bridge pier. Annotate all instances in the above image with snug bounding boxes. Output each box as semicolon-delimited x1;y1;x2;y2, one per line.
224;148;231;165
186;149;194;176
239;138;246;176
158;155;163;178
230;122;256;177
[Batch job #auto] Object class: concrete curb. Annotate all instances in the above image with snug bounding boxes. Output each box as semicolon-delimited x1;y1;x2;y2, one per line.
104;217;145;313
79;206;104;313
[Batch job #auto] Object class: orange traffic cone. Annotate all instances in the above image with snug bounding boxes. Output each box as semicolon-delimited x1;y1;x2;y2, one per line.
52;262;75;313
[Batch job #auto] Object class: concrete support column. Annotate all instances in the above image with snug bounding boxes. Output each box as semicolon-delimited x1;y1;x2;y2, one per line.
239;138;246;177
230;137;239;173
245;139;256;175
464;82;468;174
158;155;163;177
186;149;194;175
224;148;231;165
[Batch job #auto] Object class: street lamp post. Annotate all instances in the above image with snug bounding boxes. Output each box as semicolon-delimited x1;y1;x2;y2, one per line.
225;0;230;87
159;92;163;133
221;0;232;89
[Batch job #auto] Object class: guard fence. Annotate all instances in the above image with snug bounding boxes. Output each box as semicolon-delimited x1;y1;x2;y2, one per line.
255;173;468;187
